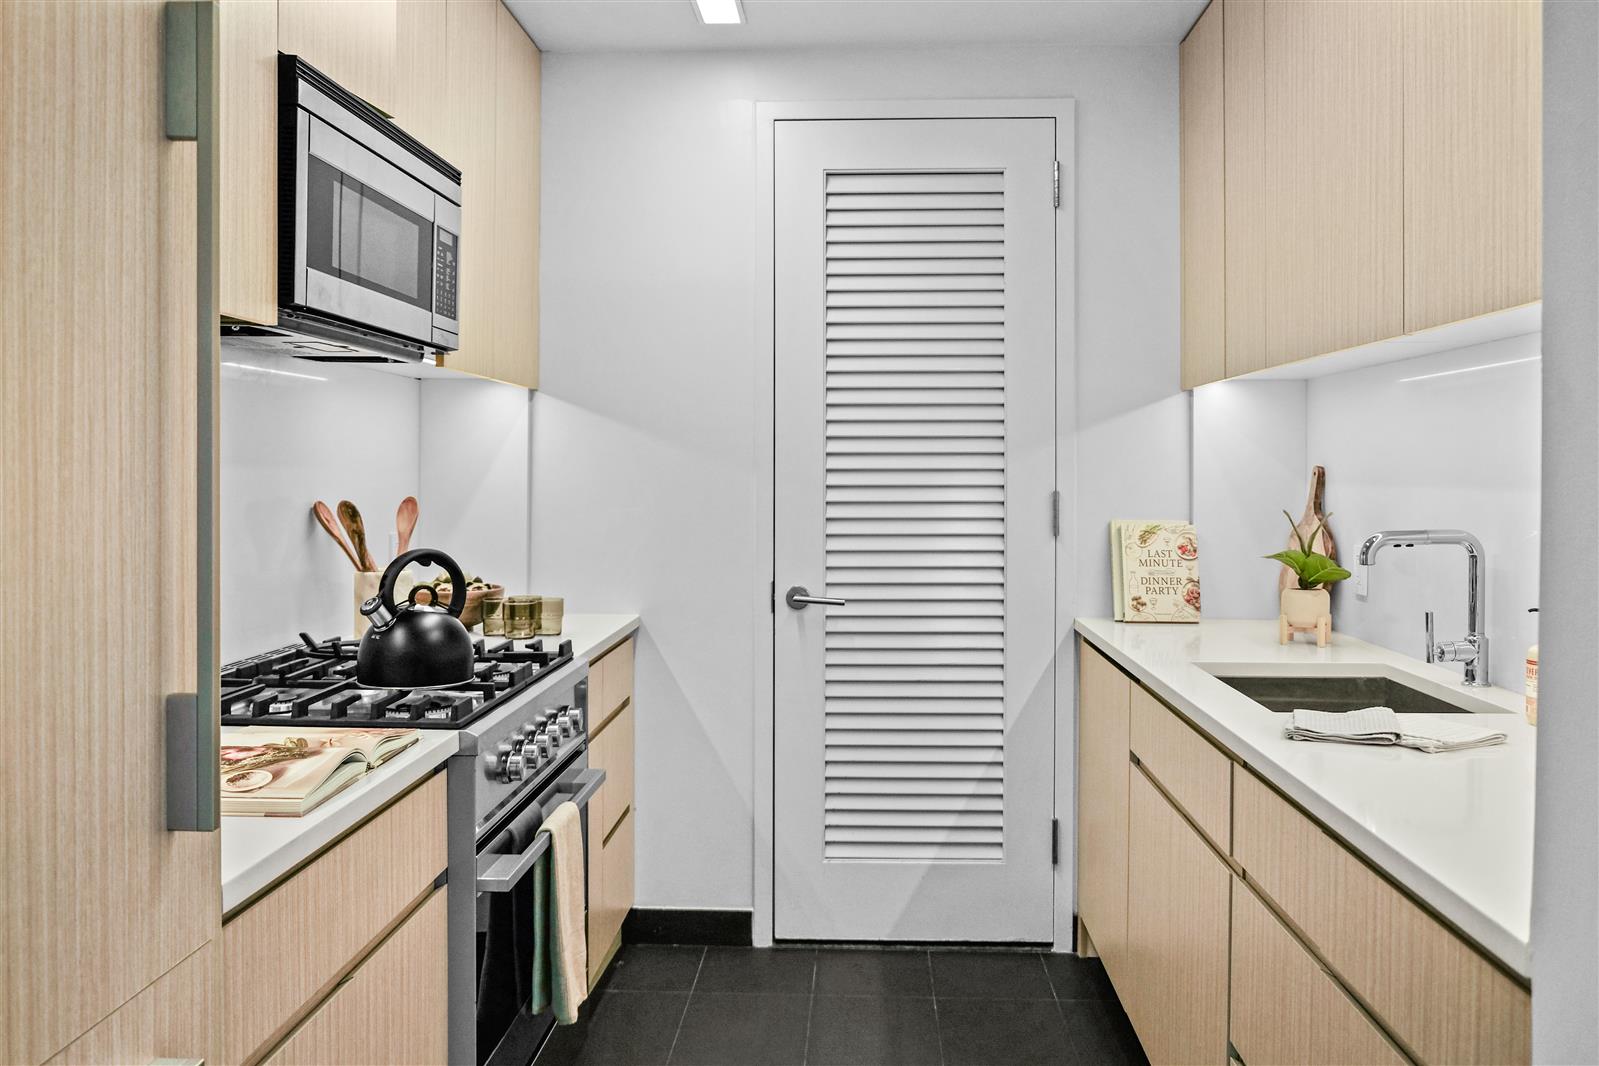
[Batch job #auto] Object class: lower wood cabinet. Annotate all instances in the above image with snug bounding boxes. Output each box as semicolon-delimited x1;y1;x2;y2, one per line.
1123;768;1231;1066
43;944;218;1066
1076;640;1132;982
586;635;638;986
264;889;447;1066
1231;879;1406;1066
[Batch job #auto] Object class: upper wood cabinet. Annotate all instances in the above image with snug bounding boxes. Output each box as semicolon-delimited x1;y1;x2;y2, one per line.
393;0;453;154
279;0;399;115
1179;0;1542;386
494;1;542;388
1403;0;1542;333
220;0;280;324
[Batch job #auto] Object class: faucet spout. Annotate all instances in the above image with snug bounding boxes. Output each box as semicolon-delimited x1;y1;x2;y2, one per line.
1357;529;1488;686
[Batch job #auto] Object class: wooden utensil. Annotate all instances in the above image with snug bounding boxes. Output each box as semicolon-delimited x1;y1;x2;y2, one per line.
396;495;419;555
312;500;362;571
1280;466;1337;592
337;499;377;572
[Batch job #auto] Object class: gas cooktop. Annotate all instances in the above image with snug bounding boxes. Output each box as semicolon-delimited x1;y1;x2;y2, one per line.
219;632;575;729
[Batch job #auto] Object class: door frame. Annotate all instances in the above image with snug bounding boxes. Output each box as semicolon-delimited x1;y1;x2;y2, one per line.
752;99;1078;948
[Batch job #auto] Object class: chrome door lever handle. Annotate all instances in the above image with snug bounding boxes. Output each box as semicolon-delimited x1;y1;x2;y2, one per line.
786;585;846;610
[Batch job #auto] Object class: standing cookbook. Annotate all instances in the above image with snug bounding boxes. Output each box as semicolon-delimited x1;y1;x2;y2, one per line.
219;727;420;816
1111;519;1201;623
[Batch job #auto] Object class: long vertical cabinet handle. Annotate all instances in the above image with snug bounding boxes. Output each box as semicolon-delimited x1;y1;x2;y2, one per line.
163;0;221;832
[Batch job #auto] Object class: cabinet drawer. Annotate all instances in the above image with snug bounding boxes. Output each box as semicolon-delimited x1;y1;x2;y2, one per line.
1233;770;1529;1065
590;701;635;839
264;889;448;1066
223;774;447;1064
1076;639;1132;982
590;636;635;724
587;806;634;987
1231;878;1406;1066
1130;686;1232;851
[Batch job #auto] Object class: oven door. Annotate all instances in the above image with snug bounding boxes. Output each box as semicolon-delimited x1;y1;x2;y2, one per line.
293;109;441;347
474;764;605;1066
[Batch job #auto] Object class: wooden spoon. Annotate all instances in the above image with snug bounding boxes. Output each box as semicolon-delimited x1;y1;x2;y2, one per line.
396;496;419;555
312;500;362;570
337;499;377;572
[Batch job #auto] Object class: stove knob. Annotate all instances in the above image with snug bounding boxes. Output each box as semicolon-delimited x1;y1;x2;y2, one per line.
536;733;554;760
487;740;515;782
569;707;585;733
505;748;527;781
555;710;574;738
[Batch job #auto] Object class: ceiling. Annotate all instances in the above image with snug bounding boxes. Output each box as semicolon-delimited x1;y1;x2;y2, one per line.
505;0;1208;54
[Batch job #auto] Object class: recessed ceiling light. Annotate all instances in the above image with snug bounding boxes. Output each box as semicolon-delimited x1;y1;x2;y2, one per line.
693;0;744;25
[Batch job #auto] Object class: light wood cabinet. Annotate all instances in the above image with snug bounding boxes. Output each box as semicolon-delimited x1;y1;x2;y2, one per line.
1129;685;1231;850
1178;0;1540;386
393;0;452;152
220;0;280;324
2;4;220;1063
1402;0;1542;333
264;889;448;1066
1123;768;1231;1066
223;773;447;1064
278;0;398;116
1179;0;1225;389
1233;769;1530;1065
1231;880;1406;1066
493;0;542;388
1076;639;1132;982
587;635;637;985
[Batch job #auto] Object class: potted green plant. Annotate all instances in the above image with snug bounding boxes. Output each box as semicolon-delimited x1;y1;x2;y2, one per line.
1265;510;1352;645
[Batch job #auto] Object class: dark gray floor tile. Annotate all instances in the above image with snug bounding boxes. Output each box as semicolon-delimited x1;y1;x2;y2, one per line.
667;992;811;1066
1059;999;1148;1065
813;949;933;997
930;950;1054;999
1041;953;1116;1000
933;1003;1074;1066
692;946;817;994
598;945;706;992
936;997;1075;1066
537;990;689;1066
806;995;943;1066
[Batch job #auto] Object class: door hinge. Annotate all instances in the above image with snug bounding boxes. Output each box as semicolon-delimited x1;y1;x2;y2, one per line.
1050;490;1060;538
1052;160;1060;208
1051;818;1060;866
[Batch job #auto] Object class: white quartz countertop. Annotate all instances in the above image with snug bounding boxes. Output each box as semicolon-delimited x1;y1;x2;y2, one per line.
220;730;458;916
1074;618;1534;977
547;613;640;664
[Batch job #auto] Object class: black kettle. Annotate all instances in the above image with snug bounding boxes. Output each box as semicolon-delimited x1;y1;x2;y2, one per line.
356;548;476;688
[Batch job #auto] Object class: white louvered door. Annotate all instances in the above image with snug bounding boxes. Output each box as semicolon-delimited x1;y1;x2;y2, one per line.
773;118;1057;942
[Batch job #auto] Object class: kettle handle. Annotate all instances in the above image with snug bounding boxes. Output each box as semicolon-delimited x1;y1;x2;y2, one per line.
380;548;468;618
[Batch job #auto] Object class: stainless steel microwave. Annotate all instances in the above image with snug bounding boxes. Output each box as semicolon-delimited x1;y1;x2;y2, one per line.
266;56;461;363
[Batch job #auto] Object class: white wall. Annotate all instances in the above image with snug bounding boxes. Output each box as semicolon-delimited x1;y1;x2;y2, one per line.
1190;336;1542;691
221;349;532;663
533;44;1183;912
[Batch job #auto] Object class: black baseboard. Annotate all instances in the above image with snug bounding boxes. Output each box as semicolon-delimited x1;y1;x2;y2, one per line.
623;908;753;947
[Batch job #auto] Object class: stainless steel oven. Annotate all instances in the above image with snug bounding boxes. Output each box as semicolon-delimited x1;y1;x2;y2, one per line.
272;55;461;362
447;660;602;1066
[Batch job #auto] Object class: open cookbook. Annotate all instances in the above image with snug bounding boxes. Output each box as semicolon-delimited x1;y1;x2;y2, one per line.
219;728;420;817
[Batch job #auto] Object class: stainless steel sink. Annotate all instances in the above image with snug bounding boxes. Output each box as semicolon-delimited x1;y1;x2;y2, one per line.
1211;673;1507;715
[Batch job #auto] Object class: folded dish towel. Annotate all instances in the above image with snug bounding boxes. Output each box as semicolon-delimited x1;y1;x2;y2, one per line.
530;800;588;1024
1285;706;1507;753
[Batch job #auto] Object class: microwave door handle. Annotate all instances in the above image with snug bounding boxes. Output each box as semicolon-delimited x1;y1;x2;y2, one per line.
475;768;607;893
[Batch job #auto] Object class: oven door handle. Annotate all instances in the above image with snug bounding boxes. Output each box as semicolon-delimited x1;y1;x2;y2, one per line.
475;767;606;894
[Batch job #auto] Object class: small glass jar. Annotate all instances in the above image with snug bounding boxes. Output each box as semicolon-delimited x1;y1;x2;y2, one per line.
504;595;542;640
481;590;507;636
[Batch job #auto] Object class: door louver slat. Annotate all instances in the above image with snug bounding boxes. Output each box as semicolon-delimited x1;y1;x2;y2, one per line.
822;170;1007;862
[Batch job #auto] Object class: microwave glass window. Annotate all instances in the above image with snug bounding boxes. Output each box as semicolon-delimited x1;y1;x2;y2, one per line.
306;155;433;310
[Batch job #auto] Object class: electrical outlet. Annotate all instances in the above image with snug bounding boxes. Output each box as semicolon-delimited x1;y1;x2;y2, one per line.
1354;564;1370;598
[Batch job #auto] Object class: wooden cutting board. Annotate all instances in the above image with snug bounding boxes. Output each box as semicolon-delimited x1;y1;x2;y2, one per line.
1280;466;1337;592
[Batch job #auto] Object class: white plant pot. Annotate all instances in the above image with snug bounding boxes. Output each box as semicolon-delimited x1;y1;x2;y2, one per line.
1281;587;1330;627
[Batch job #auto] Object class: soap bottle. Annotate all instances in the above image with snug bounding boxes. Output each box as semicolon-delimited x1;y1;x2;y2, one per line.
1525;608;1539;726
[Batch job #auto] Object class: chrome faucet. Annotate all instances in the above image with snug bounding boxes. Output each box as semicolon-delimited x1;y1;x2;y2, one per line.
1357;530;1489;686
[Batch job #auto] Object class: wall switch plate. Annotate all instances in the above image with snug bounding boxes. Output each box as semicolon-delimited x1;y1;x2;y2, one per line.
1354;564;1370;598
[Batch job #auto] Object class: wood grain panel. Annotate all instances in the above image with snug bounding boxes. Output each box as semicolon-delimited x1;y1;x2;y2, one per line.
264;889;448;1066
223;774;447;1065
1076;640;1132;985
1129;687;1232;851
1222;0;1267;376
599;806;635;965
44;944;218;1066
1180;0;1226;389
1403;0;1542;333
493;2;541;388
220;0;278;324
278;0;398;116
592;703;635;840
591;635;636;724
437;0;498;379
1233;770;1530;1065
1124;767;1230;1066
1231;881;1407;1066
393;0;452;152
1;4;219;1062
1263;0;1403;365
